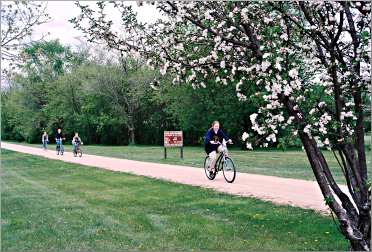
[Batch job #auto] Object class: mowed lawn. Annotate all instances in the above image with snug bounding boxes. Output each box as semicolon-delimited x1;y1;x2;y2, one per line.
10;139;371;184
1;150;348;251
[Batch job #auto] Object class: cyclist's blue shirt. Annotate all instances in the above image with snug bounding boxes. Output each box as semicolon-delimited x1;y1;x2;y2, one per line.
204;128;230;154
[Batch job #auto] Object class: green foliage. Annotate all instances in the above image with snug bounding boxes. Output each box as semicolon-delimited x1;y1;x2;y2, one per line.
1;40;85;143
155;78;259;146
2;39;305;147
2;45;166;145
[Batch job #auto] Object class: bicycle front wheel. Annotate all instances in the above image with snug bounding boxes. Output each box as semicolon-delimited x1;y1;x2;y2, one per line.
222;157;236;183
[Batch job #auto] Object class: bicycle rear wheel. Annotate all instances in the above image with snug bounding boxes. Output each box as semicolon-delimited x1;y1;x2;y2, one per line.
204;156;216;180
222;157;236;183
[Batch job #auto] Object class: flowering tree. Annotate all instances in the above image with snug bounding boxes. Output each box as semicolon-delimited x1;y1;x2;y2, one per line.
71;1;371;250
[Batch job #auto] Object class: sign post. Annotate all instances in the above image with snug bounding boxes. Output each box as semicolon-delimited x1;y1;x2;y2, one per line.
164;131;183;159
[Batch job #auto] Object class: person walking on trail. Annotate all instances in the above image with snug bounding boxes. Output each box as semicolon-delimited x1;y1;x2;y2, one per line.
55;128;65;155
204;121;233;175
41;131;49;151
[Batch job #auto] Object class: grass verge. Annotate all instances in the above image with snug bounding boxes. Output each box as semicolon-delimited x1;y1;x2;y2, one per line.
1;150;348;251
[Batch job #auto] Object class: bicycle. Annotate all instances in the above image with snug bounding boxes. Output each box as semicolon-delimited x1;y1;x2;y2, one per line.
73;142;83;157
204;139;236;183
56;138;65;155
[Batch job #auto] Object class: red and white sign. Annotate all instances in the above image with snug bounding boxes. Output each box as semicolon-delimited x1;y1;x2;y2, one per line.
164;131;183;147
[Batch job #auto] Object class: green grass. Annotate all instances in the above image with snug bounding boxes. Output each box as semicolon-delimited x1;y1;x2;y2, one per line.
8;141;371;184
1;150;348;251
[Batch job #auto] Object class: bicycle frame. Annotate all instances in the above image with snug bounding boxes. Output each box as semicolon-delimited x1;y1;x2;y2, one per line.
215;139;229;171
73;142;81;148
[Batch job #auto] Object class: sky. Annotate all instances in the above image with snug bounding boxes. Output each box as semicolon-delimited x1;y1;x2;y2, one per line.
32;1;162;48
1;1;162;80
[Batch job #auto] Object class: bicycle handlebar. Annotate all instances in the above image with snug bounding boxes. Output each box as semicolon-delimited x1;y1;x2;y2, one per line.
211;140;233;145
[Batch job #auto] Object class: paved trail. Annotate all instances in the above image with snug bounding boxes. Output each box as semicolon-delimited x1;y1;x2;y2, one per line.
2;142;350;214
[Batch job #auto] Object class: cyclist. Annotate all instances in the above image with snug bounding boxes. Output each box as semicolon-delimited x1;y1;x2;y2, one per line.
204;121;232;175
55;128;65;155
72;132;83;155
41;131;49;151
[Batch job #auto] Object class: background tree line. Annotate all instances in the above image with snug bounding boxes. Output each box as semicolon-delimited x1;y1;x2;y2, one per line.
2;40;285;147
1;40;370;148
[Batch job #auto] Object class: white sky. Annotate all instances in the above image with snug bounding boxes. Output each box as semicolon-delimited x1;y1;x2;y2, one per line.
1;1;162;79
32;1;162;48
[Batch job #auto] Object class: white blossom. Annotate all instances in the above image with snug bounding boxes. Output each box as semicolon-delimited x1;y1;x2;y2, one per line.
242;132;249;141
220;61;226;68
202;29;208;38
204;10;213;20
261;61;271;72
287;116;294;125
237;92;247;101
264;17;272;23
266;133;277;143
304;124;311;134
236;80;243;92
250;113;258;123
160;62;169;75
284;85;292;96
318;101;326;108
309;108;317;115
275;59;282;71
340;111;354;120
288;68;299;79
241;8;249;22
323;138;330;145
211;51;218;60
280;33;288;41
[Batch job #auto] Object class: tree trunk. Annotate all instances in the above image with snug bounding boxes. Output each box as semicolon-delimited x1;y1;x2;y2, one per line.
128;124;135;145
128;115;136;144
281;95;370;251
299;132;370;251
